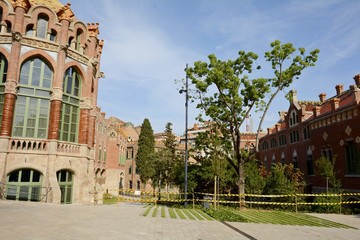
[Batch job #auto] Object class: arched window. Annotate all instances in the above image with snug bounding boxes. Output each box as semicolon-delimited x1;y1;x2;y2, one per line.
307;146;314;175
26;24;34;36
75;29;82;51
49;29;57;41
37;15;49;39
0;7;3;22
12;58;52;138
289;109;299;126
6;169;43;201
59;67;81;142
0;53;8;129
293;150;298;168
57;170;73;204
5;20;11;33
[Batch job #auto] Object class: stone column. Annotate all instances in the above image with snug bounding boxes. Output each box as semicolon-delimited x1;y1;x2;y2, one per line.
0;3;27;136
48;87;63;139
78;97;91;144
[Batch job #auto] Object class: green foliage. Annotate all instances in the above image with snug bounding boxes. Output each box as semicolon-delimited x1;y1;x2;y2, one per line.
244;158;266;194
102;193;117;205
312;195;341;213
136;118;155;183
314;156;342;191
204;207;248;222
255;40;320;150
263;163;304;195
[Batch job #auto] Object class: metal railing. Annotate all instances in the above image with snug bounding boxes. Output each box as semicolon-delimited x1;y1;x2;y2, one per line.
0;182;52;203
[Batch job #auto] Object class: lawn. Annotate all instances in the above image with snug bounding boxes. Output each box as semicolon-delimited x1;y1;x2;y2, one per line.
142;205;356;229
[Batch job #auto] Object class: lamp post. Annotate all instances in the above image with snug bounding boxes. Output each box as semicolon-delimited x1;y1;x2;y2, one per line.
179;64;189;207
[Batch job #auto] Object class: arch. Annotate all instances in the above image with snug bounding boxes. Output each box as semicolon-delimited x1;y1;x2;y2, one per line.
12;57;53;139
0;52;8;129
6;168;43;201
56;169;74;204
59;66;82;142
0;47;11;60
19;50;56;71
36;13;49;39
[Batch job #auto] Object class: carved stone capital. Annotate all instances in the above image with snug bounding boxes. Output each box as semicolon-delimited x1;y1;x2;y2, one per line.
91;58;99;67
90;107;98;117
59;44;68;52
4;79;18;94
80;97;92;109
12;31;22;42
98;71;105;78
51;87;63;101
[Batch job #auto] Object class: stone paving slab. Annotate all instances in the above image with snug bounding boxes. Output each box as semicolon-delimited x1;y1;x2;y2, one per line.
0;200;359;240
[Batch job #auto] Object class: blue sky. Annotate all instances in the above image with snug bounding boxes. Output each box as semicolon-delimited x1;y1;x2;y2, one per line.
64;0;360;135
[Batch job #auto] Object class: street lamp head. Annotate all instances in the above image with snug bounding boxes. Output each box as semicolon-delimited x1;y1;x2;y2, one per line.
179;89;186;94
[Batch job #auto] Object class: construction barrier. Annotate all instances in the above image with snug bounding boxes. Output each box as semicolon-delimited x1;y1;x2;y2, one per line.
108;190;360;213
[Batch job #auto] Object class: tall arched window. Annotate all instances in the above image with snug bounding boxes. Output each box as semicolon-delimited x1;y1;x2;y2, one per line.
59;67;81;142
75;29;83;51
37;14;49;39
12;58;52;138
57;170;73;204
289;109;299;126
0;53;8;129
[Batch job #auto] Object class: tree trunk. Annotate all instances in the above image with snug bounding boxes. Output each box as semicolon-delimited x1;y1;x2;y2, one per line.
238;160;245;209
255;88;281;151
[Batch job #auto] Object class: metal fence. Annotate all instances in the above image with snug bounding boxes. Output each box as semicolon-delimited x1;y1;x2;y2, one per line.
0;182;52;202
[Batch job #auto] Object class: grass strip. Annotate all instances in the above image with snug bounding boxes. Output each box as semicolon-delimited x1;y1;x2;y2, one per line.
175;208;186;219
152;206;158;217
182;209;196;220
234;210;355;228
168;208;177;219
189;209;204;220
143;205;153;217
161;206;166;218
195;209;214;221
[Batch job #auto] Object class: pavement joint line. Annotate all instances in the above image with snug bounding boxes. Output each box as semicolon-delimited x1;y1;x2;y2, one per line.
220;221;258;240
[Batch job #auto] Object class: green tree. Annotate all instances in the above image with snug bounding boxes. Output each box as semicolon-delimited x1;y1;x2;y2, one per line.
164;122;177;154
185;51;270;207
136;118;155;184
244;158;266;194
314;156;341;191
255;41;320;151
263;163;304;195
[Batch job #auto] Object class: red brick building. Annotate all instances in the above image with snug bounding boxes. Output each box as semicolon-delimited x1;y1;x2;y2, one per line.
0;0;104;204
259;76;360;192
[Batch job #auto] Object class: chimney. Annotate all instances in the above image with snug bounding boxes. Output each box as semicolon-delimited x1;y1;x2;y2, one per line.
335;84;344;95
319;93;326;102
354;74;360;87
289;90;298;103
275;123;280;132
313;106;321;117
331;98;340;111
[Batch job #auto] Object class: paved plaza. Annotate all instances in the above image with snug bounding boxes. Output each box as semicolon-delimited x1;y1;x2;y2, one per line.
0;200;359;240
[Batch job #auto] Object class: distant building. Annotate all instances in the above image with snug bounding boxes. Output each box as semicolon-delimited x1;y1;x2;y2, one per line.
259;76;360;192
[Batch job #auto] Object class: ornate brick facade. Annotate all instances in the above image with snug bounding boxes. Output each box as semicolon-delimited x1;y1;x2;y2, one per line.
0;0;104;204
259;78;360;193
